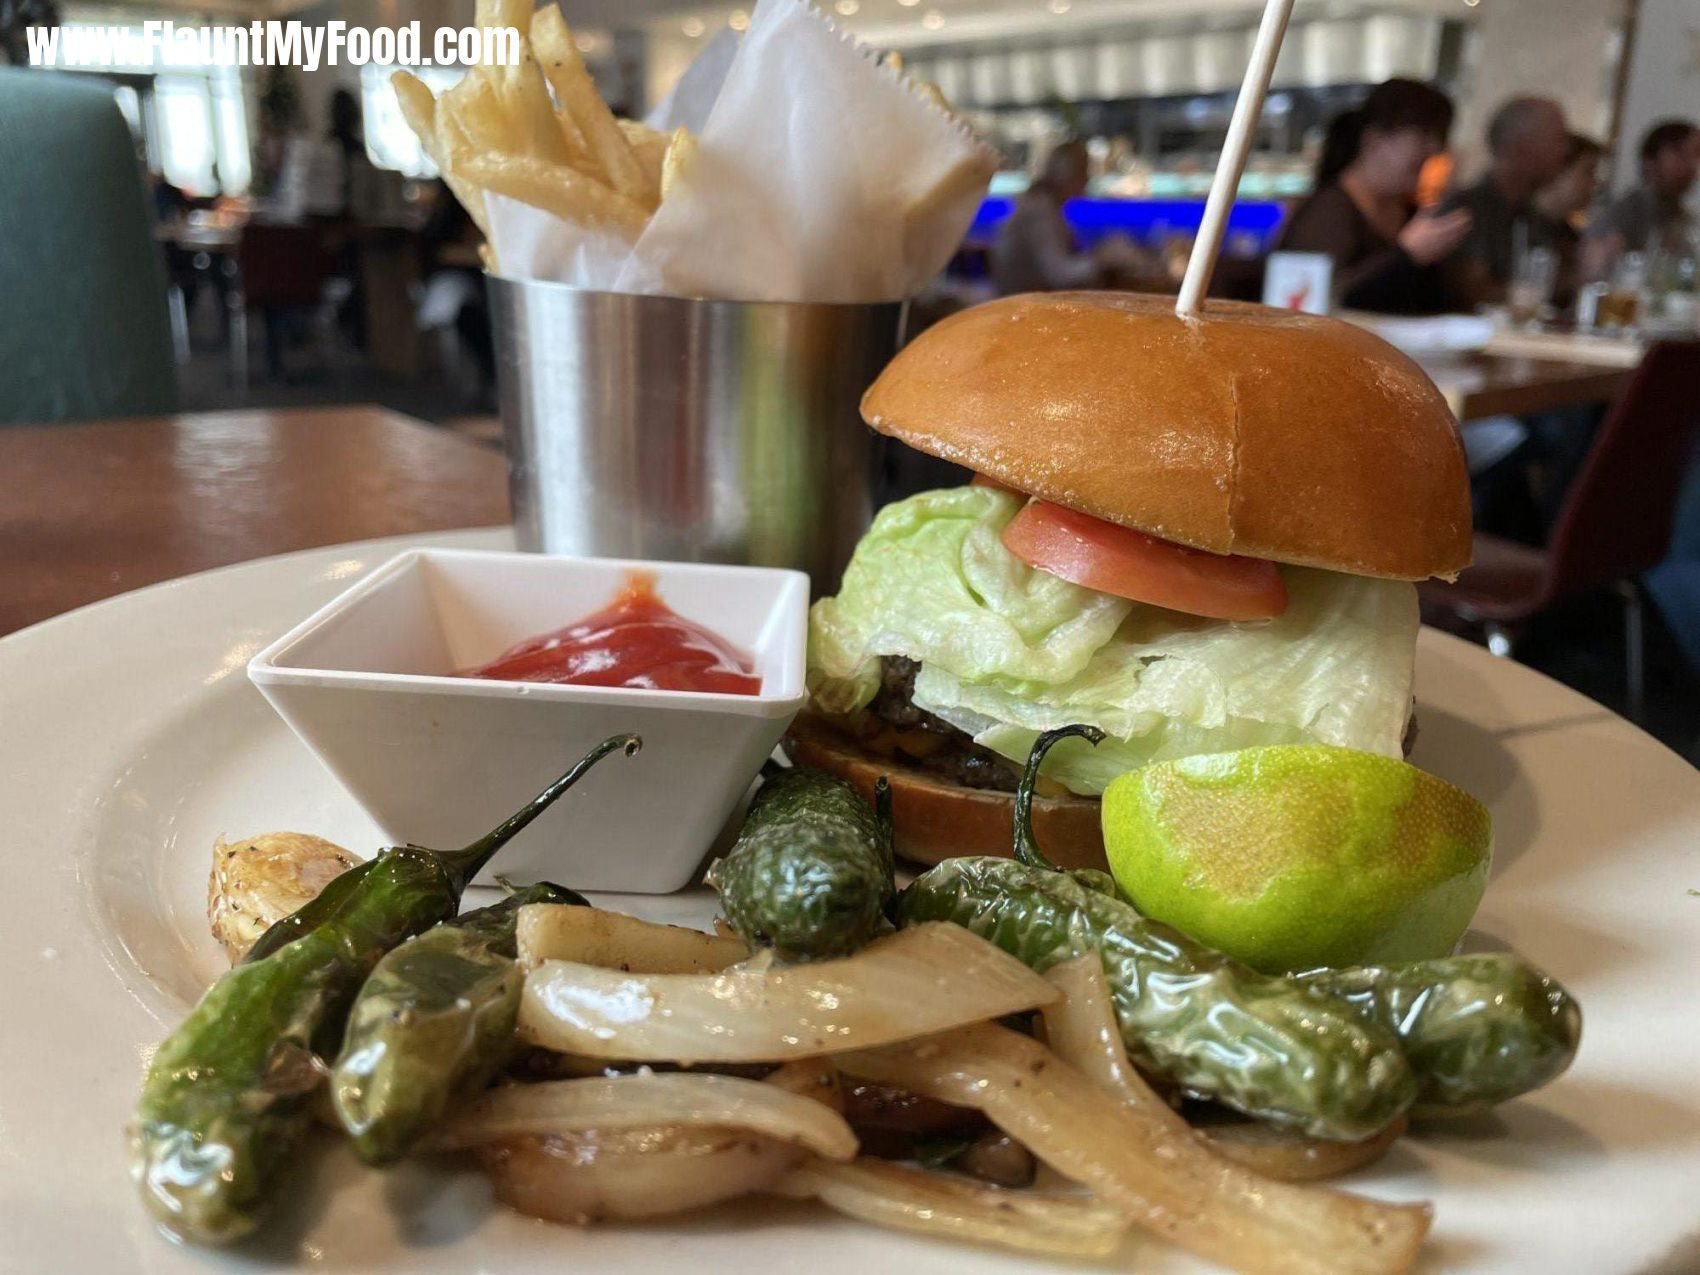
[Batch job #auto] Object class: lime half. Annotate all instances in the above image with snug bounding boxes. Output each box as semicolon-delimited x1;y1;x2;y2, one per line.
1102;745;1492;974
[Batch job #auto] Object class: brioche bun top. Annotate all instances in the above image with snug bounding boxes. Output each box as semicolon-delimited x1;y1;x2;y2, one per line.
861;292;1472;580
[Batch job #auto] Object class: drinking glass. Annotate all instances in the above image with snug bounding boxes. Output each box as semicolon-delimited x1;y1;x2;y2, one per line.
1599;252;1646;330
1507;245;1557;327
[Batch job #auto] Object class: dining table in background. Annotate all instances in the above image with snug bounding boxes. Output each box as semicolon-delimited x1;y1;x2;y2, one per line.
154;214;245;259
0;407;509;637
1431;354;1633;423
1333;311;1643;425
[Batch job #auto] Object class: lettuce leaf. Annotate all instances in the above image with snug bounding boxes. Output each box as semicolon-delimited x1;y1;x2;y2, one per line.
808;486;1131;713
808;487;1419;796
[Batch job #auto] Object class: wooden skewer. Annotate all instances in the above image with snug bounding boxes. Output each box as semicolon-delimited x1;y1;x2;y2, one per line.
1175;0;1299;318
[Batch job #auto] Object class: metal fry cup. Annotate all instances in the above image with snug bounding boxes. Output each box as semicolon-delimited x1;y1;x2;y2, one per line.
490;277;906;591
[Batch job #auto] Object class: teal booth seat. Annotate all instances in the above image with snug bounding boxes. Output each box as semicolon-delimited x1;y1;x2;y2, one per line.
0;68;178;424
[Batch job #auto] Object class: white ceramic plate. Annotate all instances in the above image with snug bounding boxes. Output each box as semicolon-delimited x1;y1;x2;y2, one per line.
3;530;1699;1275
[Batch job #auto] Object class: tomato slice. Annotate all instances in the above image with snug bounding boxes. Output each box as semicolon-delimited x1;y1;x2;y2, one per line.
1001;500;1288;621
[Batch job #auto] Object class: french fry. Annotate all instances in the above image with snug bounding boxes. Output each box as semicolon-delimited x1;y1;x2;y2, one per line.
501;45;586;168
530;5;652;206
399;10;669;261
619;119;669;196
471;0;530;81
554;109;596;176
455;151;651;239
659;126;697;204
434;99;471;163
432;111;495;250
392;70;492;238
439;67;521;155
391;69;438;150
474;0;533;39
617;119;668;148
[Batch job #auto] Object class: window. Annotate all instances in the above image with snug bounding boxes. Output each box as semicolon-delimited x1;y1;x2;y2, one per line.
362;64;462;178
112;84;142;135
212;74;251;194
155;75;216;192
52;24;251;196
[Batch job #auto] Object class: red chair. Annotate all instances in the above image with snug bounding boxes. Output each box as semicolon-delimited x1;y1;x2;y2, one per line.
231;221;335;387
1421;340;1700;720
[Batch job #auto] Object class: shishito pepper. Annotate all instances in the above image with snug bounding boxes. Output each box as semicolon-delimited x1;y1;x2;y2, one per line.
707;767;895;961
130;734;640;1244
330;882;587;1164
899;727;1419;1142
1299;954;1581;1117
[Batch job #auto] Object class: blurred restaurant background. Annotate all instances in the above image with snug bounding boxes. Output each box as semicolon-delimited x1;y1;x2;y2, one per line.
1;0;1697;762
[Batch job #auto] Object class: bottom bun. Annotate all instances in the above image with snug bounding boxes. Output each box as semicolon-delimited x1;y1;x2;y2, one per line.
783;712;1108;872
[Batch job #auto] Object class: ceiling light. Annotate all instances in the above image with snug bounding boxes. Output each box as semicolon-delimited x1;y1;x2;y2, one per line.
835;0;860;13
921;9;944;28
898;0;921;7
682;16;705;36
1047;0;1070;11
728;8;749;28
1462;0;1480;6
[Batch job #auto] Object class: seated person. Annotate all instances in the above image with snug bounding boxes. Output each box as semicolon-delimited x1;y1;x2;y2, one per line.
1582;119;1699;282
991;141;1145;294
1533;134;1605;308
1278;79;1471;314
1437;97;1571;311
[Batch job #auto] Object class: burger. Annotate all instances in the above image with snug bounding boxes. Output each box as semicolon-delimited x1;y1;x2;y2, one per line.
789;291;1471;869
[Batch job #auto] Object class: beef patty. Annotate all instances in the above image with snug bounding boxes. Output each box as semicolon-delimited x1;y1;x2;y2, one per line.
841;656;1022;793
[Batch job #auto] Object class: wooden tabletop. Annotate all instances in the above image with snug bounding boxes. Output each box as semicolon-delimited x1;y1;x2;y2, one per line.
0;408;509;637
1426;355;1630;422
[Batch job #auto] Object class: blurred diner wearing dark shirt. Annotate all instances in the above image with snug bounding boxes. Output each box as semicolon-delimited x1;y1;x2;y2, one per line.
1276;79;1471;315
1532;133;1605;306
1435;97;1572;311
1582;119;1699;283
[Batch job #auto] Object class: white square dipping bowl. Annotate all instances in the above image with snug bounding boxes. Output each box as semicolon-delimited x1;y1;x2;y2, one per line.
248;549;810;893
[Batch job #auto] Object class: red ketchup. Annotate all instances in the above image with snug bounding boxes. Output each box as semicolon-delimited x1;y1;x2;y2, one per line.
458;573;762;695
